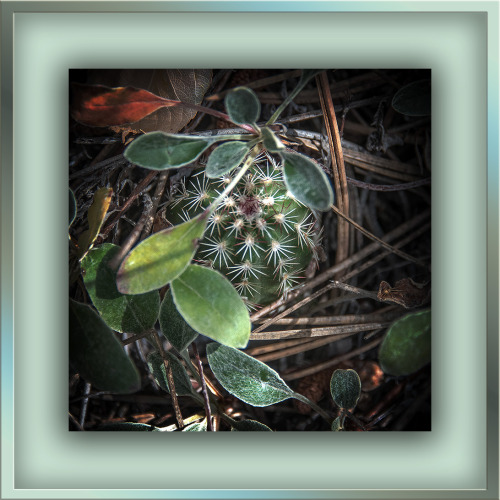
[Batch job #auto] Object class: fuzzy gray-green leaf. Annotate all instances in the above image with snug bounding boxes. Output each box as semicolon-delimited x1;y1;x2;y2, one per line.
81;244;160;334
206;141;251;178
261;127;285;153
124;131;213;170
182;420;207;432
171;265;250;349
225;87;261;125
378;309;431;376
159;289;198;352
207;343;295;406
281;151;333;211
69;299;141;394
330;369;361;410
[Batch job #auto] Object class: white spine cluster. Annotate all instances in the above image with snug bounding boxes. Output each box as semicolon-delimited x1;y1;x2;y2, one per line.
167;152;322;306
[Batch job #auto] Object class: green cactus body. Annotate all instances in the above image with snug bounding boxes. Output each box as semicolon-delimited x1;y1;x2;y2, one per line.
167;152;320;308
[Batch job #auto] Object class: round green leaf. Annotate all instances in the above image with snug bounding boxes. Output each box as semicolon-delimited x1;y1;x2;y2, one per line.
392;80;431;117
159;289;198;352
69;299;141;393
116;213;208;295
206;141;251;179
147;351;197;397
124;131;213;170
330;369;361;410
378;309;431;376
69;188;77;227
171;265;250;349
81;244;160;334
224;87;261;125
206;342;294;406
280;151;334;211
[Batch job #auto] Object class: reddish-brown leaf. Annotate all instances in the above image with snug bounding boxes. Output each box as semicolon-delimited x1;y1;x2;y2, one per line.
70;83;181;127
85;70;212;134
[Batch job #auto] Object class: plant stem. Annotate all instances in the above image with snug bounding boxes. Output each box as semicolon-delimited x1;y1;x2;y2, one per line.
210;143;263;210
292;391;332;425
191;343;214;431
179;101;258;134
153;332;184;429
345;411;367;431
266;71;324;126
203;133;257;142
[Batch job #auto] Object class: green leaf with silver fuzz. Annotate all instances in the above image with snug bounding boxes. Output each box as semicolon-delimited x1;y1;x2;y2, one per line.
280;151;334;211
206;342;295;406
124;131;214;170
224;87;261;126
206;141;251;178
261;127;285;153
182;420;207;431
330;369;361;410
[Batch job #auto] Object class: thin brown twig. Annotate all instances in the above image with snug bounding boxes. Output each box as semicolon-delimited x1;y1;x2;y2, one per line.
250;322;390;341
121;330;153;346
141;170;169;238
153;332;184;429
341;222;431;283
108;192;153;270
255;334;357;363
346;176;431;192
69;154;128;180
252;282;338;334
282;337;384;381
253;309;400;326
330;204;429;270
191;343;214;432
69;412;85;431
316;72;350;266
205;69;303;101
98;170;158;242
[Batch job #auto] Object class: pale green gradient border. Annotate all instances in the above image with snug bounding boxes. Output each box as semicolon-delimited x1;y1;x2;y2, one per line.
1;2;498;499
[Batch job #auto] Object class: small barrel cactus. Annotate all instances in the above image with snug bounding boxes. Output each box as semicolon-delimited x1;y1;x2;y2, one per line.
166;152;321;308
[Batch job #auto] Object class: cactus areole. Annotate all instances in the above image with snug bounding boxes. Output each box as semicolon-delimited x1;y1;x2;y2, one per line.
167;152;322;308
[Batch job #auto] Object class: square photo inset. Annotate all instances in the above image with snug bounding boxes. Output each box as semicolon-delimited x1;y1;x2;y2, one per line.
69;69;431;432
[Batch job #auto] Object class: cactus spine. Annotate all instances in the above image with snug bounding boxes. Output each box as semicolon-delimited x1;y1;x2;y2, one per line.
167;152;321;308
